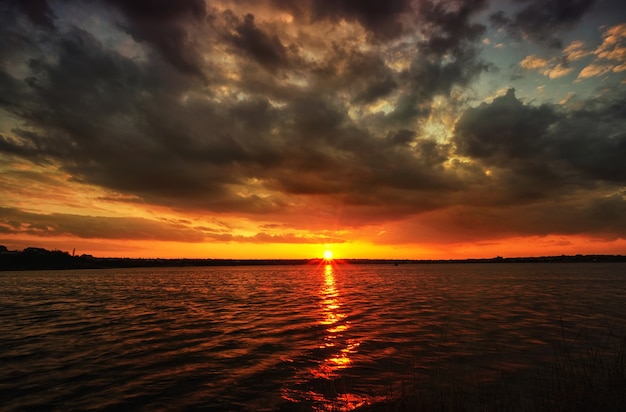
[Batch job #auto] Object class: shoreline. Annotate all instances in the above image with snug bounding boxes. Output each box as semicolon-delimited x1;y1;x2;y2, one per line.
2;247;626;271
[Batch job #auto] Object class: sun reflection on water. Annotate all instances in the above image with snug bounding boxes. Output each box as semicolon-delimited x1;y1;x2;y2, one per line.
318;264;357;375
282;263;370;411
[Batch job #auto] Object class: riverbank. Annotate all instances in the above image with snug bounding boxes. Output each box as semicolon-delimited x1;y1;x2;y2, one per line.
2;246;626;271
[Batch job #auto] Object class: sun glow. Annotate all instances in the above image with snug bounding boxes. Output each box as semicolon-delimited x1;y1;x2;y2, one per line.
323;249;333;261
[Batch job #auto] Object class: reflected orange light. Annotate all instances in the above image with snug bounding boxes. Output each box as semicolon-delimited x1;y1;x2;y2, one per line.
329;354;351;368
328;324;348;333
282;263;372;411
316;264;357;375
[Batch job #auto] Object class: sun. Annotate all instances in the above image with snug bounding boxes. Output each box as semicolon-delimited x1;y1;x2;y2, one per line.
323;249;333;261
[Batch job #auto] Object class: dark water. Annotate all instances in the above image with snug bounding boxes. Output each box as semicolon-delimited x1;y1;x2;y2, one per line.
1;263;625;411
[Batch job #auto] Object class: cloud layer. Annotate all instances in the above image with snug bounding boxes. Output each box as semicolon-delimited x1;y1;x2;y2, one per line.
1;0;625;251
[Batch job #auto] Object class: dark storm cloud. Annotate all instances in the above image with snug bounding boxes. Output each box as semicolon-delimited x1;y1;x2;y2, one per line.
388;129;415;146
387;0;490;124
399;192;626;244
5;0;56;29
282;44;400;109
312;0;412;38
0;69;29;111
3;0;625;245
0;1;56;69
389;47;488;123
453;89;626;204
0;0;486;220
481;194;626;238
223;12;290;71
454;89;559;163
315;46;399;104
270;0;412;38
0;25;277;213
550;97;626;182
418;0;489;56
490;0;597;48
259;92;460;205
104;0;207;76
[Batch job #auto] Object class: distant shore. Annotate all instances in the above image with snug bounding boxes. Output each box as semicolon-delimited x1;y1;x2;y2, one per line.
1;246;626;271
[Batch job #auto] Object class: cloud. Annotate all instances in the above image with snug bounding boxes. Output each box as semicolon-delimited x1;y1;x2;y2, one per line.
563;40;590;61
520;54;572;78
0;207;206;242
386;0;490;124
517;23;626;82
0;0;494;221
223;12;290;72
308;0;413;39
390;194;626;243
242;232;345;244
417;0;488;55
520;55;549;69
0;23;286;213
453;88;626;203
490;0;597;48
1;0;626;249
543;63;572;78
0;206;347;245
6;0;56;29
103;0;207;77
578;62;613;78
454;89;559;169
595;22;626;60
578;23;626;79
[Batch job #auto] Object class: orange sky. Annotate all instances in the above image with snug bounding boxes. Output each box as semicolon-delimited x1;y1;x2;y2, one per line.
1;0;626;259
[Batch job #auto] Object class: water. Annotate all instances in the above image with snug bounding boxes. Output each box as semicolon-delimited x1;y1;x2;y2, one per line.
1;263;625;411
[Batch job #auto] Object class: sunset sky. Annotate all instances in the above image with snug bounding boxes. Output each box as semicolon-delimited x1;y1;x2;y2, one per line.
1;0;626;259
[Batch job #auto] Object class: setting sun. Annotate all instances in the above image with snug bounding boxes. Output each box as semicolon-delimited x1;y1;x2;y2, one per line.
323;250;333;261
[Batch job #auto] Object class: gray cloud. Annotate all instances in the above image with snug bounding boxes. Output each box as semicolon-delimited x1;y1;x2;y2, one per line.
387;0;490;124
455;88;626;177
490;0;597;48
294;0;413;39
224;12;290;71
454;89;560;163
104;0;207;77
383;193;626;244
453;88;626;205
5;0;56;29
418;0;489;56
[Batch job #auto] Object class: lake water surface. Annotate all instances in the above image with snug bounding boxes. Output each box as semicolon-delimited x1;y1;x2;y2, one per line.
1;263;625;411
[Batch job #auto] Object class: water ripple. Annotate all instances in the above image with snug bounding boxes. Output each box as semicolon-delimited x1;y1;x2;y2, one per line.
1;263;625;410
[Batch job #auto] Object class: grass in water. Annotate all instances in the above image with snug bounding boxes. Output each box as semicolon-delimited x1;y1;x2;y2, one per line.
357;326;626;412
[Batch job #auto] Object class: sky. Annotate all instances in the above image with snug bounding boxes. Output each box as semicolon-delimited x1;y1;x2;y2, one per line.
1;0;626;259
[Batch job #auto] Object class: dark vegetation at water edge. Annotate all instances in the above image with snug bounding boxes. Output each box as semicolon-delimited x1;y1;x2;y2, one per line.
1;245;626;271
0;246;312;271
